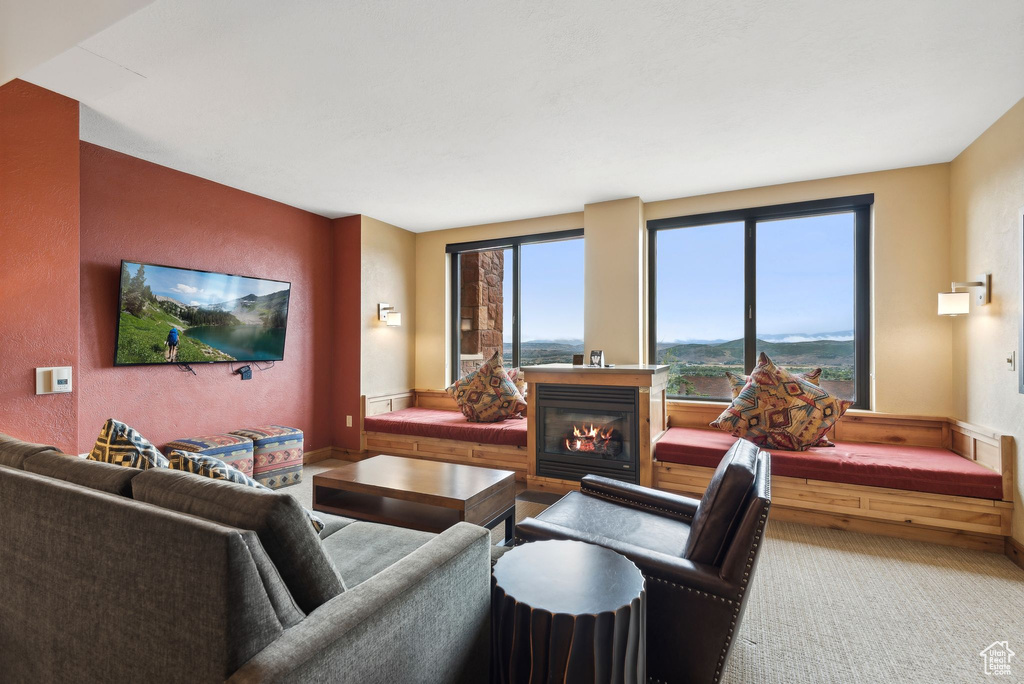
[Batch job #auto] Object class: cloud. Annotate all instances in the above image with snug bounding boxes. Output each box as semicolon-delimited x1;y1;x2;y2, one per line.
172;283;199;294
775;334;854;343
190;301;200;306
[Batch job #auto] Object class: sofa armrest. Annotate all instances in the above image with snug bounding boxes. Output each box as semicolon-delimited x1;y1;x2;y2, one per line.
228;522;491;684
580;474;700;522
515;516;736;600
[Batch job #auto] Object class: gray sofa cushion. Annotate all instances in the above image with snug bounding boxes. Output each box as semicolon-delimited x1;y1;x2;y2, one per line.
321;521;435;588
317;511;357;540
24;451;141;496
133;468;346;614
0;431;61;469
0;467;284;682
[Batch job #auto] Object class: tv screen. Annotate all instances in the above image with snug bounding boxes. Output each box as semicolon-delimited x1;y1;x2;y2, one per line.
115;260;291;366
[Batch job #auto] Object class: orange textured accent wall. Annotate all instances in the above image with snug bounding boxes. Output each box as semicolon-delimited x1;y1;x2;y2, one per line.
0;80;80;453
79;142;338;453
332;215;362;451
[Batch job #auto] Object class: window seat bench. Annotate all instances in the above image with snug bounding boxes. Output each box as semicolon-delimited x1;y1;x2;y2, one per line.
654;402;1014;552
360;391;529;479
656;427;1003;500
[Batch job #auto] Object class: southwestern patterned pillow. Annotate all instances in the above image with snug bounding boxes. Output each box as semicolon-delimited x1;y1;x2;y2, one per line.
446;350;527;423
725;367;831;447
89;419;169;470
711;353;852;451
169;450;324;533
725;367;822;398
507;367;528;416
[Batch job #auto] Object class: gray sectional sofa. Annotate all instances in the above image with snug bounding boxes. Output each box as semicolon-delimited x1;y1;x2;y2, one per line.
0;433;491;683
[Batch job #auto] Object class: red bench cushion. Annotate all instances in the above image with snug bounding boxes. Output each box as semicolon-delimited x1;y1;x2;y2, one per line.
655;427;1003;500
364;408;527;447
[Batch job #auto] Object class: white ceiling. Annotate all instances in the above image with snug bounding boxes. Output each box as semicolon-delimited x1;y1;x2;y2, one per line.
2;0;153;85
23;0;1024;232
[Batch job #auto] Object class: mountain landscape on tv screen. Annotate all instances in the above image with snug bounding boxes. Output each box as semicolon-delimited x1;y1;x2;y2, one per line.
116;263;289;365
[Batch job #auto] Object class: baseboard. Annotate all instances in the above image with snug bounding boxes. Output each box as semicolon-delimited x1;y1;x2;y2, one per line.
303;446;366;464
1007;536;1024;571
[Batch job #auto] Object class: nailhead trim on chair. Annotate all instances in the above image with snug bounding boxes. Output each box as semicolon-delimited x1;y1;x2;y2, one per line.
582;487;695;522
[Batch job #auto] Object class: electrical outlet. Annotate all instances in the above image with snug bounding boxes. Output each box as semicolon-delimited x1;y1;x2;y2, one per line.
1007;351;1016;371
346;415;353;428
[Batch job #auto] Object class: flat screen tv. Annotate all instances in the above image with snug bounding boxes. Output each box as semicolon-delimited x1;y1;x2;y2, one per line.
114;260;291;366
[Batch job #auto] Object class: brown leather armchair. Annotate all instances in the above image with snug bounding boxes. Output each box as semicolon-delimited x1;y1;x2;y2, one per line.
516;438;771;684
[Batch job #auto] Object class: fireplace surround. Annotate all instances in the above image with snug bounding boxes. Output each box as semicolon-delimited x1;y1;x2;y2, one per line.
524;364;669;492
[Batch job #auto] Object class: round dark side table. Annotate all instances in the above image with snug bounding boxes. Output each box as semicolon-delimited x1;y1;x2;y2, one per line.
491;539;646;684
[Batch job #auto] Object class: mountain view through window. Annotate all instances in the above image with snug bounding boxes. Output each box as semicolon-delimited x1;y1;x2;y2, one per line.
655;212;858;401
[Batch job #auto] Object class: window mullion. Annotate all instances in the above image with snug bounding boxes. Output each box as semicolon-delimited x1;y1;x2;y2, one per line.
512;243;521;368
744;218;757;374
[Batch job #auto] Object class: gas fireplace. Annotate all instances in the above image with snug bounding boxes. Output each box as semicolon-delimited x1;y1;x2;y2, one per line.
535;384;639;483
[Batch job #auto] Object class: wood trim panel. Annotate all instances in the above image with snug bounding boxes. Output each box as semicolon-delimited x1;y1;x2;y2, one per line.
413;388;460;411
1006;536;1024;571
363;431;528;481
654;461;1012;545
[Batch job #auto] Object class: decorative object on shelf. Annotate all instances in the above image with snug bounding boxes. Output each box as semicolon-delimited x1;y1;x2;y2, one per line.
711;352;852;451
937;274;990;315
572;353;584;366
589;349;604;367
378;302;402;326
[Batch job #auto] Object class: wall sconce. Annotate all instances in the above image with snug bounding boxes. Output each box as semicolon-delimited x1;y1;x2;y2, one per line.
938;274;991;316
378;303;402;327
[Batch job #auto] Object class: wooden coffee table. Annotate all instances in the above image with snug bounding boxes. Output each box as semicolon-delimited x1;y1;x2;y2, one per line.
312;455;517;545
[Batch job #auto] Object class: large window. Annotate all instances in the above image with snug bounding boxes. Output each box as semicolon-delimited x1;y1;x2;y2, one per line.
448;230;584;380
648;195;871;408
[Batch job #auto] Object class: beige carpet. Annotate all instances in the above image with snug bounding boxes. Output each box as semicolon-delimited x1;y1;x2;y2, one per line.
289;460;1024;683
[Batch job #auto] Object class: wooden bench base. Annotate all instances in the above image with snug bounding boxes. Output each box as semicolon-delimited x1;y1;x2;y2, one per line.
363;431;528;481
655;461;1012;553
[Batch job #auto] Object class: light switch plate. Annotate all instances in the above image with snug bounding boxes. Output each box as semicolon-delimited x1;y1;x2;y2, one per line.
1007;351;1016;372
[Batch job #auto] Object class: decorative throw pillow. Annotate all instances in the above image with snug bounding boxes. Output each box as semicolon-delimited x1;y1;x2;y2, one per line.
507;367;528;416
725;367;822;398
446;350;527;423
89;418;169;469
169;450;324;533
725;367;831;446
711;353;852;451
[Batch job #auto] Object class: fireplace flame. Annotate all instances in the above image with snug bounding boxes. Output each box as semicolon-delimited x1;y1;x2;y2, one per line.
564;423;619;453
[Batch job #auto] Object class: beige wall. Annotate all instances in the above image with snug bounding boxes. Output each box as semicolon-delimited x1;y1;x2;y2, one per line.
584;197;645;364
415;166;954;417
646;164;954;415
360;215;416;398
950;96;1024;542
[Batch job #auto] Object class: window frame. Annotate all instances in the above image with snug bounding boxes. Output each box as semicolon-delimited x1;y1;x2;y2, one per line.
447;228;584;383
647;194;873;409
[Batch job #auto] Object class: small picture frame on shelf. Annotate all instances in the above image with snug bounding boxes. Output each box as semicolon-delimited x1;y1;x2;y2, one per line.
589;350;604;367
572;354;584;366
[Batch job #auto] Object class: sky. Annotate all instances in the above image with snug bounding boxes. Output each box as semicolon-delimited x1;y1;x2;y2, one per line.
124;262;289;308
492;239;586;343
655;212;856;342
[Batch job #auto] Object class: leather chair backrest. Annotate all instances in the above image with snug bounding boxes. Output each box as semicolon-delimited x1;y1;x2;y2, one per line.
683;438;759;565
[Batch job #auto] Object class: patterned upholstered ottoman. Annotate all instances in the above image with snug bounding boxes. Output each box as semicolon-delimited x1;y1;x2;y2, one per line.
163;433;255;478
228;426;303;489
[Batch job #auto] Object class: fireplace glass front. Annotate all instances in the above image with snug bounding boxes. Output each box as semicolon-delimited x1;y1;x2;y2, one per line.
535;384;639;483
